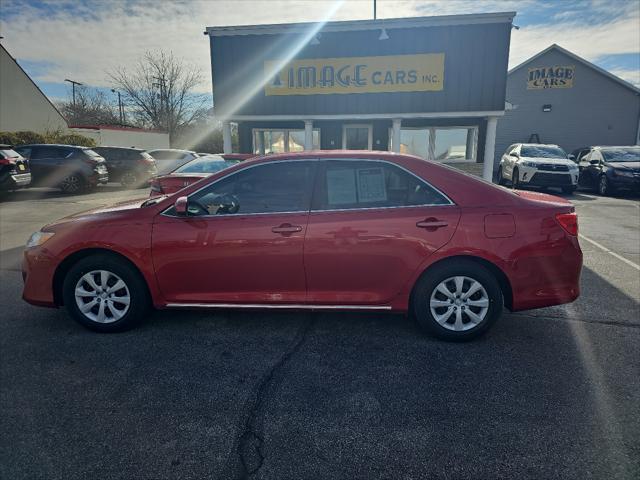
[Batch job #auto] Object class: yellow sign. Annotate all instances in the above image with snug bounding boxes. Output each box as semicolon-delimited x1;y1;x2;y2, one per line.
264;53;445;96
527;65;575;89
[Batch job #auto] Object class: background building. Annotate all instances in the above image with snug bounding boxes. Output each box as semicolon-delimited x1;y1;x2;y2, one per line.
69;125;170;150
0;43;68;133
495;44;640;171
206;12;516;179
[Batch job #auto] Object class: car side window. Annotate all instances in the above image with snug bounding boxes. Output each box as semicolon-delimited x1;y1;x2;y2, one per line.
15;147;32;158
312;160;450;211
186;161;316;216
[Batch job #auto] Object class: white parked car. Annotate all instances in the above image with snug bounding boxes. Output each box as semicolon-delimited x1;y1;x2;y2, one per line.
497;143;579;193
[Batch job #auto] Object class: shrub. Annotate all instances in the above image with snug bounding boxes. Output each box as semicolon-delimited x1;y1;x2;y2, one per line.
0;130;95;147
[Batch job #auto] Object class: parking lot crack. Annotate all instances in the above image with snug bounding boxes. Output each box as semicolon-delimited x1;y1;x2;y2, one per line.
231;314;316;479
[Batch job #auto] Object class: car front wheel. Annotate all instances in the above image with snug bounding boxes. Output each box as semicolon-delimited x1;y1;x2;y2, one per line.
62;254;149;332
598;175;612;196
60;174;84;194
511;167;520;189
412;260;503;341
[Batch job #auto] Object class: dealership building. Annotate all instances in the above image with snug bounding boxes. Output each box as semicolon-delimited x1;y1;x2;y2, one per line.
206;12;515;179
495;44;640;169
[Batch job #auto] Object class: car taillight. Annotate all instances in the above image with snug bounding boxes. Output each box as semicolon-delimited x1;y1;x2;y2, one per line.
555;212;578;236
150;181;163;194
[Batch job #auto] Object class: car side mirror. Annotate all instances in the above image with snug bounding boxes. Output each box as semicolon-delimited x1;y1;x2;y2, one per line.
589;159;600;165
174;196;188;215
509;152;519;158
568;154;575;161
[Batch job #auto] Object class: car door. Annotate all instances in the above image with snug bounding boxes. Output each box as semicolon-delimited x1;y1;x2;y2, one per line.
152;160;316;304
303;159;461;306
581;150;602;188
28;146;65;186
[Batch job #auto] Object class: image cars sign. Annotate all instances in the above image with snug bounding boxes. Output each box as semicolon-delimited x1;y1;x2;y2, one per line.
527;65;575;89
264;53;445;95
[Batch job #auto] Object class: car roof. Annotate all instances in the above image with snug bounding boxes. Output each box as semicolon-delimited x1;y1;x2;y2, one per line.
16;144;88;149
148;148;194;153
518;143;561;148
94;146;145;151
593;145;639;149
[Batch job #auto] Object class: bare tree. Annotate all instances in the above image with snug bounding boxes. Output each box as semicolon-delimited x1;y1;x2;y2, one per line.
108;51;209;142
58;86;119;126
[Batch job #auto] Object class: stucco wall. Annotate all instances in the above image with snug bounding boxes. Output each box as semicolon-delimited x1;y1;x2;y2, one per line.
70;127;170;149
0;45;69;133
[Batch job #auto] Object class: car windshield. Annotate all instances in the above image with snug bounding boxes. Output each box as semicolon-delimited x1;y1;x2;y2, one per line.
601;147;640;162
175;157;238;173
521;146;567;159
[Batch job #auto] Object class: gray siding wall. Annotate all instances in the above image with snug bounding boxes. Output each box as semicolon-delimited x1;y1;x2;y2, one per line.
210;22;511;117
494;48;640;172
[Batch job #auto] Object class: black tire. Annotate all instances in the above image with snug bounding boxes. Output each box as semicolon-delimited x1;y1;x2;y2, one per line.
511;167;520;189
62;254;150;332
598;175;613;196
411;259;503;341
562;185;577;194
120;172;138;188
497;166;506;186
60;174;84;194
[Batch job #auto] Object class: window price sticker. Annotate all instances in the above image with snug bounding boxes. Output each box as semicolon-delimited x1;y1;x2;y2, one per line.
357;167;387;203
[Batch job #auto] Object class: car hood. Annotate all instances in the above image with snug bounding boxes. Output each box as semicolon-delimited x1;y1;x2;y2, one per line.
43;196;154;230
522;157;574;165
607;161;640;171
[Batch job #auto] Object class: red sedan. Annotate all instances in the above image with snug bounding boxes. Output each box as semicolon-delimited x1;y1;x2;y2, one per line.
149;154;254;196
22;152;582;341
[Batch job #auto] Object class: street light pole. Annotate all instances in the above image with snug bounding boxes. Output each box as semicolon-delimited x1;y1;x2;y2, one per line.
374;0;376;20
64;78;83;107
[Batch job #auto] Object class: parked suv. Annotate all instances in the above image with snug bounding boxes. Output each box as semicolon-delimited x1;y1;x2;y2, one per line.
0;145;31;193
146;149;198;175
498;143;579;193
93;146;157;188
13;144;108;194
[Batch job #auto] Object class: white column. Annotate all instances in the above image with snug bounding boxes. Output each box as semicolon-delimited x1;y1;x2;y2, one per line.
304;120;313;151
391;118;402;153
222;121;232;154
483;116;498;181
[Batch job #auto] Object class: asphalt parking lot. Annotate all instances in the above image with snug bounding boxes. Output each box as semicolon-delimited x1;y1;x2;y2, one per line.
1;185;639;479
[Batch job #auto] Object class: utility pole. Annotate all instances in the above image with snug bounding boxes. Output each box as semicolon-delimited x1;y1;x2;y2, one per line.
111;89;124;125
64;78;83;107
373;0;376;20
152;75;167;132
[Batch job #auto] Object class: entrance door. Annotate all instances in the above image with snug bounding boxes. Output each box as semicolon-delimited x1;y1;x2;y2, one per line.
342;124;372;150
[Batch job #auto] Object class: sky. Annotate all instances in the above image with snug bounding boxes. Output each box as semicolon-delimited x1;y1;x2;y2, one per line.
0;0;638;106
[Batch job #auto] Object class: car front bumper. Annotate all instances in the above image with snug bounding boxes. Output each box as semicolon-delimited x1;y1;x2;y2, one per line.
517;166;578;187
610;173;640;191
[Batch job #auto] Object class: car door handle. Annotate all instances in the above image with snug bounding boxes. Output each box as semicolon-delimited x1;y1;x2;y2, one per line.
416;219;448;230
272;223;303;234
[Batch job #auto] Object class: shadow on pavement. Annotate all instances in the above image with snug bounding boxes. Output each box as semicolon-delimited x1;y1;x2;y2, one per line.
0;184;142;203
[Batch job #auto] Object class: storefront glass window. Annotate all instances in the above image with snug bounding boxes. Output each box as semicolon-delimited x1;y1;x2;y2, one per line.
254;129;319;154
391;127;477;162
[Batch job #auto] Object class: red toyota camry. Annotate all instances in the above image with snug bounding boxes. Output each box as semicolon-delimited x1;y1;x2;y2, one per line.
22;151;582;341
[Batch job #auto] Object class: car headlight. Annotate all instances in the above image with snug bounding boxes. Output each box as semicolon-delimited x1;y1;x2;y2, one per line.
520;161;537;168
26;231;55;249
615;169;634;177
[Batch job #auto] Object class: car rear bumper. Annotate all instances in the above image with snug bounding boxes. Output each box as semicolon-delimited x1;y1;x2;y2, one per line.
11;172;32;187
510;235;582;311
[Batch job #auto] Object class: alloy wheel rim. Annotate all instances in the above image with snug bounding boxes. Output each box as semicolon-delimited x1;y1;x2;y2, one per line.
429;276;489;331
599;177;607;194
62;175;80;192
74;270;130;323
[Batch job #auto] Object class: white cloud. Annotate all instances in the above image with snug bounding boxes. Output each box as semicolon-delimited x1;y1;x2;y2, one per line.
0;0;638;97
608;69;640;87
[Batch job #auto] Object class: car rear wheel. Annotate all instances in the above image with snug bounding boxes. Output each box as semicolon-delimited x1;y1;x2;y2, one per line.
120;172;138;188
412;260;503;341
62;254;149;332
60;174;83;194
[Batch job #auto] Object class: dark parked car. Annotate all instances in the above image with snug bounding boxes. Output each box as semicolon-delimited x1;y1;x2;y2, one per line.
92;146;157;188
578;146;640;196
0;145;31;193
146;149;198;175
13;144;108;194
149;154;241;196
23;151;582;341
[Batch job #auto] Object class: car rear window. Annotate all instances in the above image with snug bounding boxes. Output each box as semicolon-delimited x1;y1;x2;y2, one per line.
520;146;567;159
175;157;236;174
0;149;20;159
